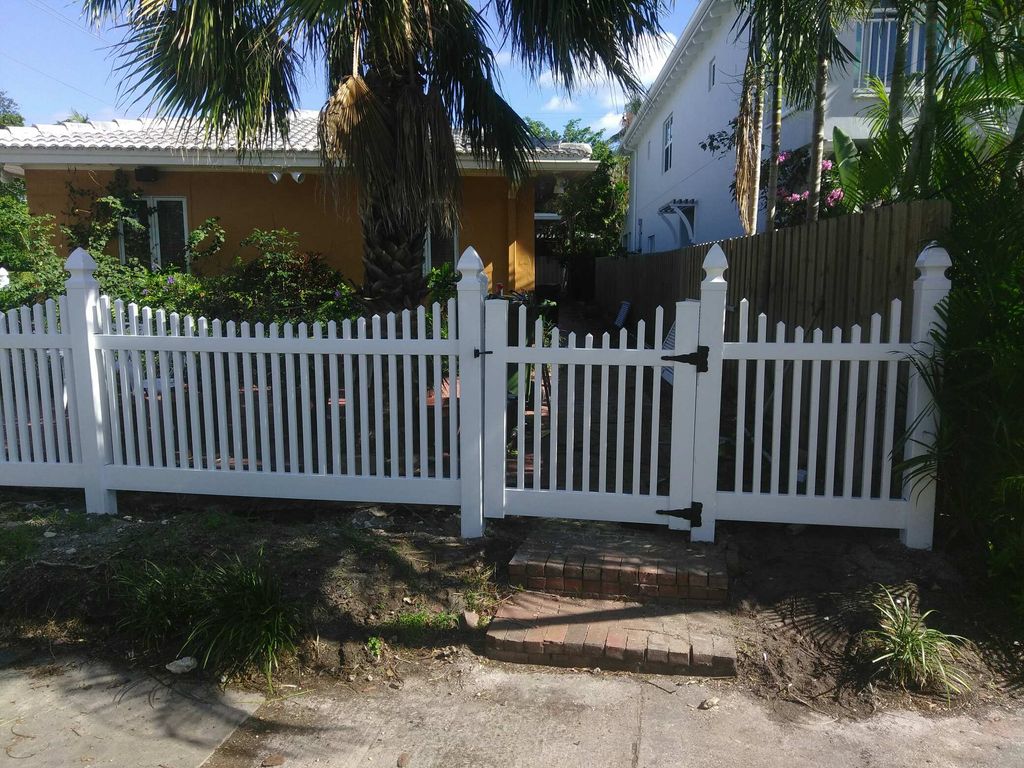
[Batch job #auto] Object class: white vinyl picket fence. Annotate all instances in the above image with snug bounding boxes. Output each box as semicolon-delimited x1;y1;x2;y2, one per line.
0;242;950;547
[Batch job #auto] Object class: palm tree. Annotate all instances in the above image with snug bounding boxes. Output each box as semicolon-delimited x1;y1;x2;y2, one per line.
83;0;664;311
804;0;859;223
733;0;817;232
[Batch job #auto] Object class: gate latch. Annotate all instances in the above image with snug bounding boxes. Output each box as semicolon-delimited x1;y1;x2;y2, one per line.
661;345;709;373
473;348;493;359
656;502;703;527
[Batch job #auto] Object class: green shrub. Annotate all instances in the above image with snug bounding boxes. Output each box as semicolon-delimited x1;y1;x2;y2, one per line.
862;586;969;699
115;551;300;690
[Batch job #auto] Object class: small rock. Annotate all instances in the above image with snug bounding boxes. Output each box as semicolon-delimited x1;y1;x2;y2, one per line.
165;657;197;674
389;681;402;690
347;674;356;682
42;531;57;538
365;674;374;682
369;508;388;518
65;548;77;555
698;697;720;710
591;667;601;674
460;610;480;630
161;519;169;525
402;597;413;605
261;755;286;767
397;753;411;767
123;516;133;521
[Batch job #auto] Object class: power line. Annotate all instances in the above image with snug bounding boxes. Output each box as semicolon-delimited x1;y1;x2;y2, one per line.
0;51;117;111
24;0;110;44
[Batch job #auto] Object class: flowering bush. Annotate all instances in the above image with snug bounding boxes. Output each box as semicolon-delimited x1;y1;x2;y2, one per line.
768;147;846;228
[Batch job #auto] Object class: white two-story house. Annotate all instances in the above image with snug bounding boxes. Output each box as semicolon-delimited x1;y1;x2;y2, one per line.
621;0;926;251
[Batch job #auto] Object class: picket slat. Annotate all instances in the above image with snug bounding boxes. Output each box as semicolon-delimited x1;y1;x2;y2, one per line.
598;332;610;493
329;321;342;476
581;333;594;492
770;321;785;495
33;304;55;463
548;327;560;490
843;325;863;497
734;300;749;492
565;332;577;492
270;323;285;473
0;312;20;462
432;305;444;479
861;315;882;497
241;322;256;472
314;322;327;475
357;318;371;475
752;314;767;494
880;301;902;499
255;323;271;472
299;322;313;475
157;310;176;468
20;306;43;462
171;313;189;470
648;308;664;495
516;305;527;489
129;305;150;467
824;328;843;496
532;318;543;491
400;312;413;478
446;299;459;481
47;299;71;464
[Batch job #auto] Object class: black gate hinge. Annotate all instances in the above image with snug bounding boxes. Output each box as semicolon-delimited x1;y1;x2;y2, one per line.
661;345;709;373
656;502;703;527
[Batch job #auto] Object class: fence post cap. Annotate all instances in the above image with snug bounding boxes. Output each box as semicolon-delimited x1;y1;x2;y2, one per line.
457;246;488;291
457;246;484;275
702;243;728;282
65;247;97;273
915;241;951;283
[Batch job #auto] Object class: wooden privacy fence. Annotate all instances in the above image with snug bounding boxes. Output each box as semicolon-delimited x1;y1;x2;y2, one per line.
595;200;952;340
0;243;950;548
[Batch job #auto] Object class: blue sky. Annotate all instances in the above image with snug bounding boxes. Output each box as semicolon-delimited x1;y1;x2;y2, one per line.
0;0;697;137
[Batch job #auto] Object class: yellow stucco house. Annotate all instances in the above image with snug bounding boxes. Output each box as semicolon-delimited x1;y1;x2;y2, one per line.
0;111;596;291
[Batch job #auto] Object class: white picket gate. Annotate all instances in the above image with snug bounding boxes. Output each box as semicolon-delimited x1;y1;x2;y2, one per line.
0;243;951;548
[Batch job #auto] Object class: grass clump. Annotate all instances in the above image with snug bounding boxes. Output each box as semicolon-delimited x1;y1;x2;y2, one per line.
115;550;299;690
0;525;40;566
381;609;457;645
863;586;969;699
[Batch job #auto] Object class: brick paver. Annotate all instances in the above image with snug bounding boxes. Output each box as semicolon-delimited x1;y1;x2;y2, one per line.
506;525;731;605
485;592;737;676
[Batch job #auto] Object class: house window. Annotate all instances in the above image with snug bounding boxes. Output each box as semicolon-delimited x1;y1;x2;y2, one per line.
647;234;656;253
637;217;643;249
119;196;189;271
423;224;458;274
708;58;717;90
646;140;651;161
856;7;926;88
662;115;673;173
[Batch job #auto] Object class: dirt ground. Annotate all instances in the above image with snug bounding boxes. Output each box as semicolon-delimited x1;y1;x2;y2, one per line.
1;488;1021;720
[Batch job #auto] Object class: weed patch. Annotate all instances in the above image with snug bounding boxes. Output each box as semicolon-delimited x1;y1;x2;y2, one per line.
115;550;300;690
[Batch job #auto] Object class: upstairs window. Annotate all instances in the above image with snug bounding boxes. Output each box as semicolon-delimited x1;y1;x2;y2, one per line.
662;114;673;173
118;196;189;271
708;57;717;90
856;7;926;88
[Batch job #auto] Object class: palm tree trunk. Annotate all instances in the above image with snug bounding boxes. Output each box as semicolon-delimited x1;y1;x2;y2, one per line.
806;28;830;223
766;60;783;231
905;0;939;194
749;70;765;232
360;190;429;312
886;6;911;152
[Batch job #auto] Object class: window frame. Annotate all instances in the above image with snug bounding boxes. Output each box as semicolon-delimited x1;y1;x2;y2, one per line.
118;195;190;272
422;222;460;275
662;114;673;173
708;57;717;91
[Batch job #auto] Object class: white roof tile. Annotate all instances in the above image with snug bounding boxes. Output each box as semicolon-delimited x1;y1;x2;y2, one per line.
0;110;592;161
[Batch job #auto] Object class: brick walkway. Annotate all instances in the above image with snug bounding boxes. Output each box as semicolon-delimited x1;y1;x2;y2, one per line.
507;524;731;604
485;592;736;676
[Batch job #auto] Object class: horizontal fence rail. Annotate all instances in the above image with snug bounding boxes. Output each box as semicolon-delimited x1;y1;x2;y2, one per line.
0;243;951;548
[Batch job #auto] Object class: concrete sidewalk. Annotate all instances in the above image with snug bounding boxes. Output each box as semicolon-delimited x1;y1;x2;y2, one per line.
0;651;262;768
204;660;1023;768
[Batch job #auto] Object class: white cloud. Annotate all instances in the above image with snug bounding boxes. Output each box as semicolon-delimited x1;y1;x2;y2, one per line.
542;95;578;112
589;111;625;134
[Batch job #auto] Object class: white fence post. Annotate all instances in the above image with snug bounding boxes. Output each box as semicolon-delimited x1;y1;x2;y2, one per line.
689;244;728;543
902;242;952;549
456;247;487;537
64;248;117;515
482;298;509;520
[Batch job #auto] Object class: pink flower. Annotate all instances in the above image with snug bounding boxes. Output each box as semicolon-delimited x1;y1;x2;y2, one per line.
786;193;802;203
825;188;845;207
800;191;810;200
821;159;834;171
777;151;790;164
